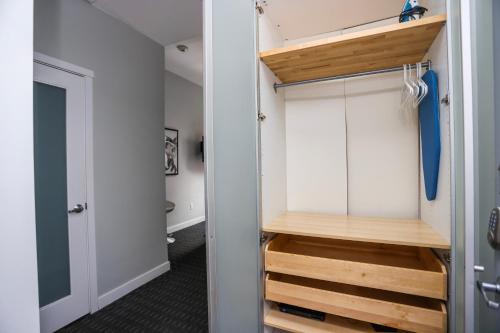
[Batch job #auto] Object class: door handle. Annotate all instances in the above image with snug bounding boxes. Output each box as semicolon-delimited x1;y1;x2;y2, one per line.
476;278;500;310
68;204;84;214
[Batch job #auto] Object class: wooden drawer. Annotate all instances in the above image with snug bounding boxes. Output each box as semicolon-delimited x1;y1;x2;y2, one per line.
264;306;412;333
265;273;447;333
265;235;447;300
265;306;376;333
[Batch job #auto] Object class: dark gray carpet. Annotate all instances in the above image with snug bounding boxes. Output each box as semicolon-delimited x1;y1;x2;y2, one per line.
58;222;208;333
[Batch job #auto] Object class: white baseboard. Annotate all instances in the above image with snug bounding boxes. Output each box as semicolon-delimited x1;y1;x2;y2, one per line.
97;261;170;310
167;216;205;234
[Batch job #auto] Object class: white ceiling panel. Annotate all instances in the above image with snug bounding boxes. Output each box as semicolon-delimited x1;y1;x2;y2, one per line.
92;0;202;46
261;0;404;40
165;37;203;86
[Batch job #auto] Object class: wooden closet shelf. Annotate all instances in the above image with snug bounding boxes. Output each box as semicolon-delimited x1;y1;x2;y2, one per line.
262;212;450;249
264;306;377;333
260;14;446;84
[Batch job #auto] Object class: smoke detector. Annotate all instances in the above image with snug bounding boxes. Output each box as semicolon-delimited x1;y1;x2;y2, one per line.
176;44;189;53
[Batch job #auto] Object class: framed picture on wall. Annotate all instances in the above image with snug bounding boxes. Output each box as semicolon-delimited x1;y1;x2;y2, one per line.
165;128;178;176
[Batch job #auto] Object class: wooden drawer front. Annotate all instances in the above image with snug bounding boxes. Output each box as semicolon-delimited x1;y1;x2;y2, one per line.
265;274;447;333
265;235;447;300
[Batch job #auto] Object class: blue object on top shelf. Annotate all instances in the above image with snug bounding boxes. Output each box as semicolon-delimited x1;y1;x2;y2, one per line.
419;70;440;201
401;0;417;22
400;0;428;22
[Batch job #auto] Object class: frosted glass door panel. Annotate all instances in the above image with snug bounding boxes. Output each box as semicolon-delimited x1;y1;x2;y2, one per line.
33;82;70;307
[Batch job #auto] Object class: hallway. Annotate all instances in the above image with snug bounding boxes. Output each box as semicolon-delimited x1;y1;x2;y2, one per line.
59;223;208;333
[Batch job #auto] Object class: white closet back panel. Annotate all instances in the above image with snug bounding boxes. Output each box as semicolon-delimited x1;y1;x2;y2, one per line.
346;73;419;218
285;82;348;214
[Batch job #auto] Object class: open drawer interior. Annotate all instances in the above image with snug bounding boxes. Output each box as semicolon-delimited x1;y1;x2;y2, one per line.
266;273;447;333
265;305;413;333
265;305;377;333
265;234;447;300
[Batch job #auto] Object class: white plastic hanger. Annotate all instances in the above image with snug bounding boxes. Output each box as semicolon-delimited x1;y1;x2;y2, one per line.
408;64;420;109
400;64;413;113
418;62;429;104
416;62;428;105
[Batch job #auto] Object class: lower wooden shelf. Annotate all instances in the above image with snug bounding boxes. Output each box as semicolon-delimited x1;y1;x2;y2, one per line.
264;306;376;333
265;273;447;333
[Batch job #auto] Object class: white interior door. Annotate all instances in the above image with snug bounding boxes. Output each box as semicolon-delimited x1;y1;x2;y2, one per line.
34;62;89;333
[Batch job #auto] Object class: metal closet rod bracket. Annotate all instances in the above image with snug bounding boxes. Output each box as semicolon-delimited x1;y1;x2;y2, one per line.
273;60;432;91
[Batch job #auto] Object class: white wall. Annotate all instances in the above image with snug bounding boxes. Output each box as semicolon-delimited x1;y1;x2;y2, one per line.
165;70;205;232
0;0;41;332
34;0;168;297
283;17;397;46
420;0;446;17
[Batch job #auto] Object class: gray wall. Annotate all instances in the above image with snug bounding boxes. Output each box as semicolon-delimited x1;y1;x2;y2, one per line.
210;0;260;332
164;71;205;230
34;0;168;295
0;1;40;331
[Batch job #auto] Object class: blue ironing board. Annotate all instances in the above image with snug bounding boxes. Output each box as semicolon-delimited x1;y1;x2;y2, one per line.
419;70;440;201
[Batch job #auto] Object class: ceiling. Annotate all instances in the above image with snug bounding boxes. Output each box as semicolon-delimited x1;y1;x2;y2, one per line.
165;37;203;86
91;0;202;46
90;0;404;86
91;0;203;85
261;0;404;40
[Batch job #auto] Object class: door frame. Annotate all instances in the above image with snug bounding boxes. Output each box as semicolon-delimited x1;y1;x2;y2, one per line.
445;0;467;332
34;52;99;314
460;0;500;331
458;0;498;330
459;0;476;330
202;0;216;331
203;0;261;332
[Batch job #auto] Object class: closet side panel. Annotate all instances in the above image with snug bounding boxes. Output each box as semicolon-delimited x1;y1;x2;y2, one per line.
259;12;287;333
346;74;420;218
285;83;348;214
259;13;287;227
420;12;452;242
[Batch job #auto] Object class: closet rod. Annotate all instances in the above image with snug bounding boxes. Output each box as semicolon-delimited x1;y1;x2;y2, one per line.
273;60;432;91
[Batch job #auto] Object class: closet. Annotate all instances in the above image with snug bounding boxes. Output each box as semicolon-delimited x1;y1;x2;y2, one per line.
257;1;452;332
